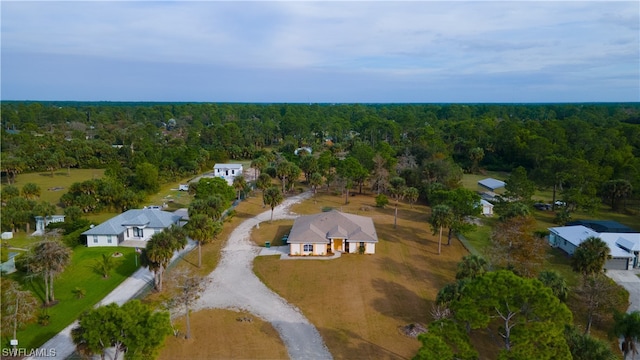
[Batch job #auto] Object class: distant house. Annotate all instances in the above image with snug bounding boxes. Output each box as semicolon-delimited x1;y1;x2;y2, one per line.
34;215;65;233
548;225;639;270
294;147;313;156
213;163;244;185
82;209;182;248
287;210;378;256
478;178;506;192
480;199;494;216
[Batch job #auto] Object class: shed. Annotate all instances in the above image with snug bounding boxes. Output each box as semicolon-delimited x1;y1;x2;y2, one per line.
478;178;506;191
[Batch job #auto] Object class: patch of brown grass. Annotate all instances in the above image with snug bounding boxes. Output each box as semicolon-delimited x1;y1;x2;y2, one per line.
158;309;288;360
254;191;468;359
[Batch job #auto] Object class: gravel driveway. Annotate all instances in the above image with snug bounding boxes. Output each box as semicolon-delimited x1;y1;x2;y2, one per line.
193;192;333;360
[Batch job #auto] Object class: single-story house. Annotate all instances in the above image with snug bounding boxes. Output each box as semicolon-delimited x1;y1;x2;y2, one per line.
548;225;637;270
35;215;65;232
480;199;494;216
478;178;506;192
288;210;378;256
82;208;182;247
213;163;244;185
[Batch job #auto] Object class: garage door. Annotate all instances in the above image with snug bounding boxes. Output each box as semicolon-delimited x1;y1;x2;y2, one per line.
605;258;630;270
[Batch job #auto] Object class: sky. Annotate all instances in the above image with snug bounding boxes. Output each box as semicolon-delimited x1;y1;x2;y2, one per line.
1;1;638;103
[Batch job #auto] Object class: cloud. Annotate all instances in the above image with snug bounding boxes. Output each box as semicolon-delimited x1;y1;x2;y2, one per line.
1;1;638;102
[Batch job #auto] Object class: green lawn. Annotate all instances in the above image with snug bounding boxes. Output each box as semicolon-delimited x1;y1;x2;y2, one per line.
2;246;139;350
4;169;106;211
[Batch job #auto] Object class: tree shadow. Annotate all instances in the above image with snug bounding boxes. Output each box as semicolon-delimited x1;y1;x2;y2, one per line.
370;278;430;324
319;326;408;360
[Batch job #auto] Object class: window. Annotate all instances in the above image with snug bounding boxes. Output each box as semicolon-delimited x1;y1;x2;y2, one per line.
133;227;143;237
93;236;98;244
303;244;313;252
107;235;113;244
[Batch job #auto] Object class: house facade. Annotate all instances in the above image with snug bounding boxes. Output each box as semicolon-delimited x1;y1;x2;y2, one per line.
35;215;66;232
82;209;182;247
548;225;637;270
213;163;244;185
480;199;494;216
287;210;378;256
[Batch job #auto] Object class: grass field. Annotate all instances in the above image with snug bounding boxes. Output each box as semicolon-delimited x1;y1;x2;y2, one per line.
2;246;138;350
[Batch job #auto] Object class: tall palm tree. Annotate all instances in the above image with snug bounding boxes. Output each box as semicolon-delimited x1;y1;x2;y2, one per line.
456;254;489;280
256;173;272;207
309;172;323;203
429;204;453;255
263;186;283;223
232;175;247;201
141;225;187;292
571;236;611;277
25;238;72;305
613;311;640;360
185;213;222;268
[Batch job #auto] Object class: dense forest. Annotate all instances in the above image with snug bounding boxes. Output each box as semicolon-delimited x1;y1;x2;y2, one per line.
2;102;639;223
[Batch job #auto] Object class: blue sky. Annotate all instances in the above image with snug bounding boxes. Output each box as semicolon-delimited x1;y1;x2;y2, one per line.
1;1;638;103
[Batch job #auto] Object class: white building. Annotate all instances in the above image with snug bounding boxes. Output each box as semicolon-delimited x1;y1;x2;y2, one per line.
213;163;244;185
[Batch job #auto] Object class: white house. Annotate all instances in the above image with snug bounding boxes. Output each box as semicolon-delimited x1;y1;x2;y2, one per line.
34;215;66;234
480;199;494;216
213;163;244;185
548;225;637;270
287;210;378;256
82;209;182;247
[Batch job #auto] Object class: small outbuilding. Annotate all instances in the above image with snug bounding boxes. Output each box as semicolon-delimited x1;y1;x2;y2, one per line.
478;178;506;192
480;199;494;216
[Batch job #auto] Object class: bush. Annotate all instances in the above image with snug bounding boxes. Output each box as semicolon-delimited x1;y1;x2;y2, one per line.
375;194;389;208
64;226;90;248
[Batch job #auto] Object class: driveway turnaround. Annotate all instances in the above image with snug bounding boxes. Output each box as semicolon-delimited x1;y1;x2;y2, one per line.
194;192;333;360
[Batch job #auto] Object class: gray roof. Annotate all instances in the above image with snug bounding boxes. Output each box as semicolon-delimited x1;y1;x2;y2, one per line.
288;210;378;244
82;209;182;236
478;178;506;191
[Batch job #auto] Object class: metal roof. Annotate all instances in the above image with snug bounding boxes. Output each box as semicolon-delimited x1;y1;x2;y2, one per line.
478;178;506;191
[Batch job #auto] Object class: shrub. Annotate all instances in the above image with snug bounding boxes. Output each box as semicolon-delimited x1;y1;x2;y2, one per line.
375;194;389;208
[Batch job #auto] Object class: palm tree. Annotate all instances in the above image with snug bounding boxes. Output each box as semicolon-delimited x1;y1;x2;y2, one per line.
455;254;489;280
405;187;419;208
140;225;187;291
263;186;283;223
613;311;640;360
389;177;406;229
250;156;267;181
232;175;247;201
538;270;569;302
429;204;453;255
256;173;272;207
309;172;323;203
21;183;41;200
185;213;222;268
571;236;611;277
93;254;115;278
25;238;72;305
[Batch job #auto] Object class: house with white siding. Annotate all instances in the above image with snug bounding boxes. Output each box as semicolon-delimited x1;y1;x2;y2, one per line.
548;225;638;270
287;210;378;256
213;163;244;185
82;209;182;247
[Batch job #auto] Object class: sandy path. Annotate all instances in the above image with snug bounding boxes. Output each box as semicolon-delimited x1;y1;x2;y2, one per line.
194;192;332;360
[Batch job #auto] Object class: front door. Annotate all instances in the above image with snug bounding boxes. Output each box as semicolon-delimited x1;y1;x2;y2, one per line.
334;239;343;252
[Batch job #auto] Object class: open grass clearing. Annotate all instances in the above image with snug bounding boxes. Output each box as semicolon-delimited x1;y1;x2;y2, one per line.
2;246;138;350
2;169;105;210
158;309;288;360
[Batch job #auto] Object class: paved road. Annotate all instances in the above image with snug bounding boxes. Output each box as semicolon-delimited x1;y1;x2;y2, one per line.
193;192;333;360
607;269;640;359
26;241;196;360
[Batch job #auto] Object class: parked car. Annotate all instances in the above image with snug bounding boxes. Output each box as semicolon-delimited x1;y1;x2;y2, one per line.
534;203;552;211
